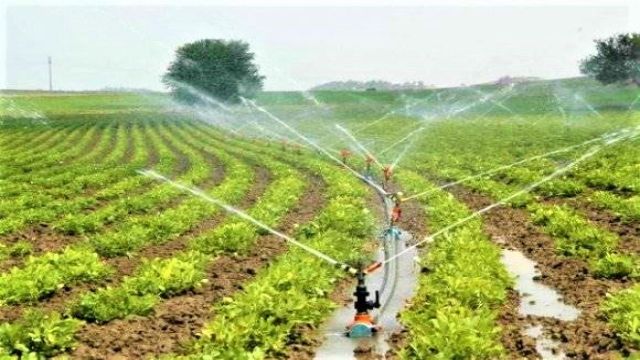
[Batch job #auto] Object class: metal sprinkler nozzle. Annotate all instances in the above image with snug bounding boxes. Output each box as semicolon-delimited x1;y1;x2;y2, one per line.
382;165;393;190
353;270;380;314
347;269;381;338
388;191;404;226
340;148;352;165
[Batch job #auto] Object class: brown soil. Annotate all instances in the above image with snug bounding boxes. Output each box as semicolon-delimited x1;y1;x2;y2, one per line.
448;185;634;359
106;165;270;279
120;123;136;164
0;224;78;272
68;174;327;360
61;124;105;166
499;291;539;359
155;129;191;176
0;148;240;324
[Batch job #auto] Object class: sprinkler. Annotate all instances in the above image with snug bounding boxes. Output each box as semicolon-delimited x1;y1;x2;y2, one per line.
364;154;374;178
382;165;393;190
389;192;403;227
340;148;352;166
281;139;288;151
347;269;381;338
381;192;403;241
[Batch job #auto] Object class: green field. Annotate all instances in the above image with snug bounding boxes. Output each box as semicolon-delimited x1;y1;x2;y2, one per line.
0;77;639;359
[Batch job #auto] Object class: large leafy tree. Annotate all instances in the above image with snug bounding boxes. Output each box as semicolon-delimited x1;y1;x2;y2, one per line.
163;39;264;104
580;33;640;86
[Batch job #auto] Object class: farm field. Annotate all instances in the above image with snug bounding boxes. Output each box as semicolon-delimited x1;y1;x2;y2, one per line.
0;77;640;359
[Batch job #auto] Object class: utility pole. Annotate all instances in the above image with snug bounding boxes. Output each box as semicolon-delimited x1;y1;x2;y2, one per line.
48;56;53;91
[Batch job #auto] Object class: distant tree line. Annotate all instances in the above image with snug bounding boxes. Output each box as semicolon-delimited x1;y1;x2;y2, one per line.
311;80;434;91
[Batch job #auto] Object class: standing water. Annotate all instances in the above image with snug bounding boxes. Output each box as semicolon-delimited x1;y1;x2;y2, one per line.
525;325;567;360
315;230;418;359
500;249;578;360
500;249;579;320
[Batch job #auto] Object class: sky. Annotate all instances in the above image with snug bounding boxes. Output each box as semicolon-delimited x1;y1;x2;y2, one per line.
2;0;640;91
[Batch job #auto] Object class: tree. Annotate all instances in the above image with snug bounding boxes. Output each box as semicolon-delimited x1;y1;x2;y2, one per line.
580;33;640;86
163;39;264;104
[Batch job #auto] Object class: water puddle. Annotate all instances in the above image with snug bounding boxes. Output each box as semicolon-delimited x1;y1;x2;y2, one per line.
315;230;418;359
524;325;567;360
501;249;580;321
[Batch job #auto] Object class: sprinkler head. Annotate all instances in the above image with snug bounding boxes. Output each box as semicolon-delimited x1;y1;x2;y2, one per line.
365;154;374;164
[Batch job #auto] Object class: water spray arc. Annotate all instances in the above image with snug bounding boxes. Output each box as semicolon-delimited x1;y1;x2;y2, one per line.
401;129;624;202
378;126;426;156
335;124;384;170
629;93;640;110
240;97;387;195
382;128;639;267
237;99;406;338
573;93;603;118
138;169;358;274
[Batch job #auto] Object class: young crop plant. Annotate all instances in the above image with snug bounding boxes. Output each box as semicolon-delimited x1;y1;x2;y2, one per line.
0;247;111;305
0;310;82;358
71;251;209;323
395;170;512;359
602;284;640;348
528;203;638;278
590;191;640;222
175;156;374;359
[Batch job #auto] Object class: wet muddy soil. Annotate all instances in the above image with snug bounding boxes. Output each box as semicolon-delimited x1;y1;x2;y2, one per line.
449;185;633;359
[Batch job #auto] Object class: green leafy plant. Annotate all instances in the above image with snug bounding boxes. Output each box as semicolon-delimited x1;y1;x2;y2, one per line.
0;310;82;358
602;285;640;347
0;247;111;305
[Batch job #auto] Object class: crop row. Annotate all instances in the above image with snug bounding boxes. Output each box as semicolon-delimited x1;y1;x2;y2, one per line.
589;191;640;222
73;148;305;324
602;284;640;348
52;120;183;237
176;138;375;358
0;121;116;202
394;169;512;359
0;121;316;357
0;123;125;234
0;120;220;305
0;123;89;195
529;203;639;279
0;121;157;237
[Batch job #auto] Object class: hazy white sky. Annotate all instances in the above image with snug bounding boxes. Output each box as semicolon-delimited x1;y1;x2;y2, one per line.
2;0;640;91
